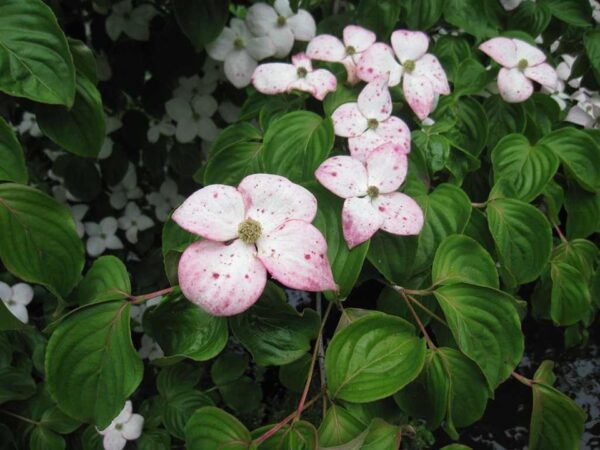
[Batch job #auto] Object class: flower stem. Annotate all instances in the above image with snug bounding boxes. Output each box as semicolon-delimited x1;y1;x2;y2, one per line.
130;287;174;304
554;224;568;244
407;294;448;327
0;410;39;425
400;291;436;349
294;300;334;421
511;371;533;387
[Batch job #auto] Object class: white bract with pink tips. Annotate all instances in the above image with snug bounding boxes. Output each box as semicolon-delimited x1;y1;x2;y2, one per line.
252;53;337;101
316;143;424;249
479;37;558;103
357;30;450;120
306;25;376;84
245;0;316;58
173;174;336;316
331;76;411;162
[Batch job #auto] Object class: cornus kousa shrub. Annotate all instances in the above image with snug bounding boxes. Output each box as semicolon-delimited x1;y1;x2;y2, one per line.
1;1;600;450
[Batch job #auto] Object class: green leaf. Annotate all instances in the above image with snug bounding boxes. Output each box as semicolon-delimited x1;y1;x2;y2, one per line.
318;418;400;450
413;183;472;274
549;262;590;326
137;430;171;450
143;293;228;362
542;180;564;226
432;36;472;81
211;352;249;386
323;84;358;116
565;184;600;239
552;238;598;282
30;427;65;450
184;406;252;450
72;256;131;305
0;0;75;106
453;59;494;97
0;367;36;404
261;111;334;183
0;116;27;184
46;301;143;428
163;389;214;439
68;38;97;85
403;0;444;29
161;217;200;285
202;122;263;186
355;0;402;37
484;95;527;150
318;405;366;447
584;30;600;80
219;377;263;414
0;184;84;298
36;73;105;158
40;406;81;434
367;233;418;284
255;420;318;450
173;0;230;50
0;299;26;331
443;0;500;39
509;1;552;36
432;235;499;288
433;284;524;389
529;369;586;449
395;347;489;436
542;0;592;27
325;314;426;402
230;283;320;366
539;127;600;193
157;362;203;396
311;184;369;299
278;353;310;393
491;134;559;202
486;198;552;285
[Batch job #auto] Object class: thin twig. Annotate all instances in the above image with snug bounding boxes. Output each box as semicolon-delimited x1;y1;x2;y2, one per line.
554;224;568;244
471;201;487;208
400;291;436;349
316;293;328;417
511;371;533;387
407;294;448;327
131;287;174;304
0;410;39;425
295;301;334;421
252;393;323;445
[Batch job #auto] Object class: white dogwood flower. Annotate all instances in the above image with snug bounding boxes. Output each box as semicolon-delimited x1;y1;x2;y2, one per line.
118;202;154;244
85;217;124;257
98;116;123;160
16;112;42;138
71;204;89;238
138;335;164;360
0;282;33;324
146;179;184;222
98;401;144;450
206;18;275;88
109;163;143;210
147;116;176;143
105;0;156;41
165;96;219;143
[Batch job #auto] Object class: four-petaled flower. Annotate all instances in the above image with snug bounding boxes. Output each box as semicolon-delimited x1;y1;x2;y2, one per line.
206;19;276;88
316;143;424;249
118;202;154;244
0;282;33;324
357;30;450;120
85;217;124;257
245;0;316;58
105;0;156;42
331;76;411;162
165;96;219;144
98;401;144;450
252;53;337;101
479;37;558;103
306;25;376;84
173;174;336;316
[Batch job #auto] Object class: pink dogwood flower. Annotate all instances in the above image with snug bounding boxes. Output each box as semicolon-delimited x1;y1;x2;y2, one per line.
331;76;411;162
245;0;316;58
252;53;337;100
173;174;336;316
479;37;558;103
306;25;376;84
316;143;424;249
357;30;450;120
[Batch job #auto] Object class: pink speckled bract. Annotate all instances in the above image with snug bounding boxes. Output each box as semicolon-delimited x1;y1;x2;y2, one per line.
173;174;336;316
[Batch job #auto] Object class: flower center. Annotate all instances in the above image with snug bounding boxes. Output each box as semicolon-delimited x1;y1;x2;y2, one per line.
367;118;379;129
277;15;287;26
403;59;416;73
234;37;245;50
518;58;528;70
345;45;356;56
367;186;379;198
297;67;308;78
7;300;15;306
238;219;262;244
115;423;123;431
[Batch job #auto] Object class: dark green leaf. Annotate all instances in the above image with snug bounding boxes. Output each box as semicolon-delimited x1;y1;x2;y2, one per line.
173;0;230;49
0;116;27;184
185;407;252;450
549;262;590;326
72;256;130;305
318;405;366;447
0;367;36;404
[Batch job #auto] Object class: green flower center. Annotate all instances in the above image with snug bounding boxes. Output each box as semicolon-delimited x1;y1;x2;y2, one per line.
517;59;528;70
7;300;15;306
297;67;308;78
403;59;416;73
345;45;356;56
367;118;379;129
238;219;262;244
115;423;123;431
277;15;287;26
367;186;380;198
234;37;245;50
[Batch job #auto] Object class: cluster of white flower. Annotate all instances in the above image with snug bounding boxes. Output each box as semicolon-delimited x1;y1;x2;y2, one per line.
207;0;316;88
104;0;157;42
0;282;33;323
